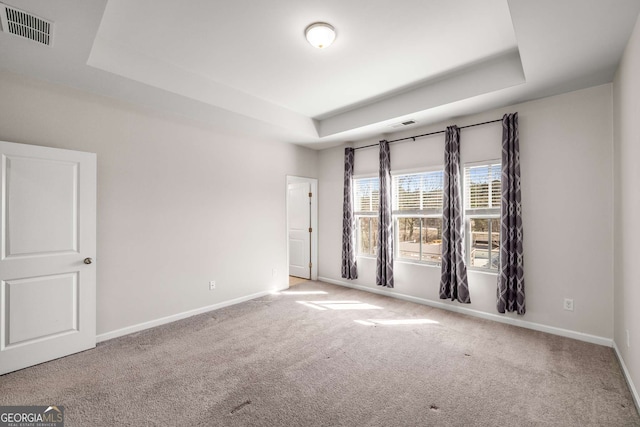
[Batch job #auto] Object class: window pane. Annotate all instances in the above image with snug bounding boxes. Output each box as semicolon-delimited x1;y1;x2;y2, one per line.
491;168;501;208
490;218;500;269
357;217;378;256
394;171;443;212
358;217;370;255
371;217;378;255
396;217;442;263
423;171;444;210
465;164;500;209
354;178;379;212
469;218;490;268
398;217;421;261
396;176;421;211
422;218;442;263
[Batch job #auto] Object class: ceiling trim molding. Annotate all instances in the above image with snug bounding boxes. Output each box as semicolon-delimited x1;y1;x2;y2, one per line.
318;49;525;138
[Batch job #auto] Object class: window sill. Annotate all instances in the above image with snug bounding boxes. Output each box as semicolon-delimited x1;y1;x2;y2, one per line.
395;259;441;268
357;256;441;269
468;268;498;276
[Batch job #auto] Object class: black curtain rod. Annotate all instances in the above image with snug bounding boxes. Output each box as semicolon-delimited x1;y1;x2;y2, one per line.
353;118;502;151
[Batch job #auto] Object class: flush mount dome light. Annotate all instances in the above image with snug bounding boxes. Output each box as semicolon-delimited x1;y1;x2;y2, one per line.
305;22;336;49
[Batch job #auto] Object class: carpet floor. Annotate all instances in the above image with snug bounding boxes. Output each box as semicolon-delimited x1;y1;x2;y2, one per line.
1;281;638;426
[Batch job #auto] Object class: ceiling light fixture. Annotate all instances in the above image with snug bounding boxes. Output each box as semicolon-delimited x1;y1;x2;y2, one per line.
305;22;336;49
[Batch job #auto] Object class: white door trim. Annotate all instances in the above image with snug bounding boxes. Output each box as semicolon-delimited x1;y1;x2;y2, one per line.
286;176;318;282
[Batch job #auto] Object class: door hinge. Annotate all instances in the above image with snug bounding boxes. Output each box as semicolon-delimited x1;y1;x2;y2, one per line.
309;262;312;268
308;227;312;233
308;192;312;197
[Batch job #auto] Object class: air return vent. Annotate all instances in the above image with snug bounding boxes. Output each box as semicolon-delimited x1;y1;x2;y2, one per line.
390;120;417;129
0;3;53;46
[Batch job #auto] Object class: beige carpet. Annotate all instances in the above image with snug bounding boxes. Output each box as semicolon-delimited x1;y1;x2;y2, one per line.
1;281;638;426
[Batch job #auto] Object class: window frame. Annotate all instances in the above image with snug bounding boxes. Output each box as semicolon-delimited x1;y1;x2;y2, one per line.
392;166;444;266
353;174;379;258
463;160;501;272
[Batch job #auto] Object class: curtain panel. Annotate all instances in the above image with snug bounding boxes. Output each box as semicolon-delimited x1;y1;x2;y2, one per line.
497;113;525;314
439;126;471;303
376;140;394;288
341;147;358;279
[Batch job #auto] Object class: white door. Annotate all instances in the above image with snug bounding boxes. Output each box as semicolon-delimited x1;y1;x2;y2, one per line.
288;181;311;279
0;141;96;375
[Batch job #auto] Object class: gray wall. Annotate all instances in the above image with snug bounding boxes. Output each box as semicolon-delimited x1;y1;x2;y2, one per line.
319;84;614;341
0;70;318;337
614;12;640;406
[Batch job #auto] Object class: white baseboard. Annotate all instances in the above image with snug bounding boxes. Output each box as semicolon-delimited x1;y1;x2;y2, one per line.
319;276;612;347
96;286;285;343
613;341;640;414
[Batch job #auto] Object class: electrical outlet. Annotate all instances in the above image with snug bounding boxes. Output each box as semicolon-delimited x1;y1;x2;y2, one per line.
209;280;216;290
627;329;630;348
563;298;574;311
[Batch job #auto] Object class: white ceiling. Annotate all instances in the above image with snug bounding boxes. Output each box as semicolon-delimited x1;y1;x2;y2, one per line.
1;0;639;149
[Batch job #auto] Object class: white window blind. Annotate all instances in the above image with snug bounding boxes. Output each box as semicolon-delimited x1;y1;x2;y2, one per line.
464;162;501;271
464;163;501;210
394;171;444;212
354;177;379;213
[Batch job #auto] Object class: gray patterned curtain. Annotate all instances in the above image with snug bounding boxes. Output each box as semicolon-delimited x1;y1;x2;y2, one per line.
376;140;393;288
440;126;470;303
341;147;358;279
497;113;525;314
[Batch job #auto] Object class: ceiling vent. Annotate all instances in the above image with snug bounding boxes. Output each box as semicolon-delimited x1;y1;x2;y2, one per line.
390;120;417;129
0;3;53;46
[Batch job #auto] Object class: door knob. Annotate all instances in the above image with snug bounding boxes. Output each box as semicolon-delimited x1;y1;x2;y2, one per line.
84;257;93;265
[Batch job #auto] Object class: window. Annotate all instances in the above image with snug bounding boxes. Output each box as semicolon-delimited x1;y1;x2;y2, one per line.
393;170;444;264
464;163;501;270
353;163;501;270
353;177;379;256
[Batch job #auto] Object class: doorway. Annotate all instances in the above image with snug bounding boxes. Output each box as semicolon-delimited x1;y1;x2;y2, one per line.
286;176;317;284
